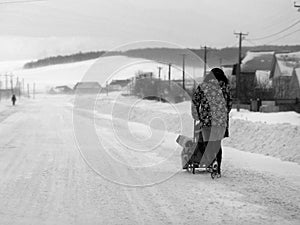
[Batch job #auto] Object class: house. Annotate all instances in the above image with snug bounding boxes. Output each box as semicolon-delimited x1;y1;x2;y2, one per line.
53;85;73;94
270;51;300;98
232;51;275;102
74;82;101;93
135;72;153;79
109;79;131;91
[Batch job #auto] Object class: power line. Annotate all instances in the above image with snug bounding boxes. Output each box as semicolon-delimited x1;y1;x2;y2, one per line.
0;0;45;4
257;15;299;37
244;39;258;46
265;27;300;44
249;19;300;41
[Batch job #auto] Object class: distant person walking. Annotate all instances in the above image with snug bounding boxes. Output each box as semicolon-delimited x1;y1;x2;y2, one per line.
11;94;17;106
191;68;232;177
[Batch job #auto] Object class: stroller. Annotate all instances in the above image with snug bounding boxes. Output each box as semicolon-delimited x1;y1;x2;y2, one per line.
176;120;219;179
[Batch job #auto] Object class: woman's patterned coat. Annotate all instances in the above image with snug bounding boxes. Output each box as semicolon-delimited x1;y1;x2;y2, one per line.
192;79;232;130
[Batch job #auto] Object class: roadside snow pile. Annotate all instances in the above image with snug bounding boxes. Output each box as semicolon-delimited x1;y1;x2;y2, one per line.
94;94;194;137
224;119;300;164
0;102;10;112
230;109;300;126
228;109;300;164
92;93;300;164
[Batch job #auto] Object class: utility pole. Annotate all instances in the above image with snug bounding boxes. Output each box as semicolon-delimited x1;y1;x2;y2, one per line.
33;82;36;99
22;78;25;95
202;46;208;77
234;31;248;112
16;77;21;98
168;63;172;88
10;74;14;94
157;66;162;80
27;83;30;98
181;54;186;91
157;66;163;101
5;73;8;90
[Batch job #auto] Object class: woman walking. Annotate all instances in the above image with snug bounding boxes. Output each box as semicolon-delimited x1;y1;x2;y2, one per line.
11;94;17;106
191;68;232;177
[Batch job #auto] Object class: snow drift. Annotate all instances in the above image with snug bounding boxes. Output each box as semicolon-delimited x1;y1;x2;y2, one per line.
91;93;300;164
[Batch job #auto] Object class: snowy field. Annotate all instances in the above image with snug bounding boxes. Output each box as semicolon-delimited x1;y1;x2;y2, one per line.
0;60;300;224
3;56;202;92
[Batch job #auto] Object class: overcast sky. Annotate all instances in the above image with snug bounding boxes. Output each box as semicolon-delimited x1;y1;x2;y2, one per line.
0;0;299;61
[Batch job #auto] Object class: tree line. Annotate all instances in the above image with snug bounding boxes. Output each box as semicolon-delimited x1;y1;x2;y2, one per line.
23;51;108;69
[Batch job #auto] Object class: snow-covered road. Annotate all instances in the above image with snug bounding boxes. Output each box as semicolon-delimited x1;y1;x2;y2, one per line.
0;95;299;225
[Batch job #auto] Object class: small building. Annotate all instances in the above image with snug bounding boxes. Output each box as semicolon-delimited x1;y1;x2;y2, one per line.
74;82;101;93
52;85;73;94
270;51;300;98
109;79;131;91
135;72;153;79
232;51;275;102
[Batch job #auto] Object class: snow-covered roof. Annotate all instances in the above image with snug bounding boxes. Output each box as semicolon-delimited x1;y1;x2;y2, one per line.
273;51;300;77
74;82;101;89
110;79;131;87
241;51;275;73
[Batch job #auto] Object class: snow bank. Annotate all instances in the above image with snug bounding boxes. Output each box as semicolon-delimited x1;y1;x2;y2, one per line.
224;119;300;164
230;109;300;126
92;93;300;164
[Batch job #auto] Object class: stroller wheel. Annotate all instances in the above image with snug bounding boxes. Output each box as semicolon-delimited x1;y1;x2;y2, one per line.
212;161;218;170
211;172;216;179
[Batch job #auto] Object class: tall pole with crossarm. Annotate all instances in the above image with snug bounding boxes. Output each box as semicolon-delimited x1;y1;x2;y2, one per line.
181;54;186;91
234;32;248;112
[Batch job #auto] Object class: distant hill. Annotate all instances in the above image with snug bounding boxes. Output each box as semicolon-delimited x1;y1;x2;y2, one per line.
122;45;300;68
23;51;108;69
23;45;300;69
